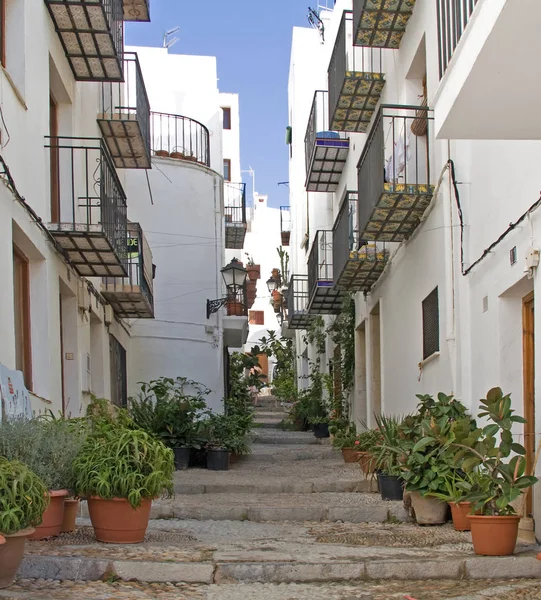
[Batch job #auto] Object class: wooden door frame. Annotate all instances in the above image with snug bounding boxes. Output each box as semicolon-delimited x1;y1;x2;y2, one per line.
13;245;32;390
522;291;535;516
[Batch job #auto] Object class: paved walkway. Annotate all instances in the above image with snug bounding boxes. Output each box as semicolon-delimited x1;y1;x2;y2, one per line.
10;396;541;598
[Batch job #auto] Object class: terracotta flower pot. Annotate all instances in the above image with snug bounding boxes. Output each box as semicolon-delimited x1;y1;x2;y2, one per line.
61;498;80;534
247;265;260;281
358;451;375;474
410;491;448;525
468;514;520;556
226;301;244;316
0;528;35;589
154;150;170;158
281;231;290;246
87;497;152;544
28;490;68;540
170;151;185;159
341;448;360;463
449;501;474;531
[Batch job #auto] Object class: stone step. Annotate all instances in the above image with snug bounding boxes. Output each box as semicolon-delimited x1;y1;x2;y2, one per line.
174;478;374;495
252;430;318;445
253;421;285;429
253;404;286;413
242;444;335;462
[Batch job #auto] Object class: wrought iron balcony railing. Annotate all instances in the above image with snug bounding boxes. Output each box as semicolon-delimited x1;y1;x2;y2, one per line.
150;112;210;167
44;0;124;81
46;136;128;277
305;90;349;192
102;222;154;318
333;192;389;292
357;104;434;243
280;205;291;246
307;230;343;314
287;275;313;330
98;53;151;169
437;0;479;78
123;0;150;21
224;182;247;250
328;11;385;133
353;0;417;49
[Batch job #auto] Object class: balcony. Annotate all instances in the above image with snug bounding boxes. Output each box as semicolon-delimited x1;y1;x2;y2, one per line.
123;0;150;21
287;275;313;330
101;223;154;318
98;53;151;169
46;137;127;278
353;0;417;49
434;0;541;139
151;112;210;166
307;230;343;315
223;283;249;347
280;205;291;246
44;0;123;81
357;105;434;242
329;11;385;134
305;91;349;192
333;192;389;291
224;183;247;250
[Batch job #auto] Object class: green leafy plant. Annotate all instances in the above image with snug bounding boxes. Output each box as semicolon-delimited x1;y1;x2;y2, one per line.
326;293;355;392
331;423;358;449
449;387;538;515
304;316;326;356
0;416;88;492
355;427;383;452
372;414;407;476
0;457;49;535
260;331;296;404
73;424;174;509
129;377;210;449
425;470;476;504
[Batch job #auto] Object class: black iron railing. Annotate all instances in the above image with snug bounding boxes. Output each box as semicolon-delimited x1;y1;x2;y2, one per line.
328;11;383;126
333;192;360;283
44;0;124;81
357;105;433;241
304;90;348;175
224;182;247;225
103;222;154;311
151;112;210;166
46;136;128;272
437;0;479;78
308;230;334;299
99;52;151;168
287;275;310;327
226;282;248;317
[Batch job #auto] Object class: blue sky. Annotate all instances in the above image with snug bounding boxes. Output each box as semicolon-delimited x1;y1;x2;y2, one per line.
126;1;316;208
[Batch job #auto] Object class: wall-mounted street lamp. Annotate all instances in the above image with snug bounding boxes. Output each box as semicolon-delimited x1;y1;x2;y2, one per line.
206;258;248;319
266;276;278;294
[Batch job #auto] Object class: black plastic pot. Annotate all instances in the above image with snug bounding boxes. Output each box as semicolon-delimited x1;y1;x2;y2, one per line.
173;447;190;471
207;449;230;471
377;473;404;501
313;423;330;438
189;448;207;468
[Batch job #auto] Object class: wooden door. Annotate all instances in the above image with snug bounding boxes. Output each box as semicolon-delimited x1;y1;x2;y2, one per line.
522;292;535;516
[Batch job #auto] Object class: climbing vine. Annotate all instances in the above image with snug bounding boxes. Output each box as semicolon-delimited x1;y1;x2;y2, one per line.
327;293;355;392
304;316;326;356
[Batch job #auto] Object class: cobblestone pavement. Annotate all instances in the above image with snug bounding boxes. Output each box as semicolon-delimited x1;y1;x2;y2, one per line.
2;579;541;600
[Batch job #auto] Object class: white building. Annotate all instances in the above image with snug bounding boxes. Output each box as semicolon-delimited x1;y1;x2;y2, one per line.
0;0;246;419
287;0;541;533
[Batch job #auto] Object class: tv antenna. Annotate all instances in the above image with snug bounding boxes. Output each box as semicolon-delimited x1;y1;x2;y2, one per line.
307;7;325;42
163;26;180;50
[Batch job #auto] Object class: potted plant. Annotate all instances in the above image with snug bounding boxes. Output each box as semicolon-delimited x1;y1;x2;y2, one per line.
426;470;477;531
399;393;474;525
73;414;174;544
0;458;49;588
355;428;382;474
0;416;88;540
154;149;170;158
331;424;359;462
449;387;538;555
204;413;232;471
170;146;185;160
227;298;245;316
373;414;406;501
245;254;260;281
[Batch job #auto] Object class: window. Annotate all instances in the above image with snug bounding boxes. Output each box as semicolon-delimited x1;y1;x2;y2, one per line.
422;287;439;360
249;310;264;325
109;334;127;407
222;107;231;130
223;159;231;182
13;246;32;389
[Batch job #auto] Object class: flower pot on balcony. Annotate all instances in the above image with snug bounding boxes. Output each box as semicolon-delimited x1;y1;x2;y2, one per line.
281;231;291;246
170;151;185;160
61;498;80;534
226;301;244;316
247;265;260;281
155;150;170;158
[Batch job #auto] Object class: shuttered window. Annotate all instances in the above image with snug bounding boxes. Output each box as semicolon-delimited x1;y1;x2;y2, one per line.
422;287;439;359
249;310;264;325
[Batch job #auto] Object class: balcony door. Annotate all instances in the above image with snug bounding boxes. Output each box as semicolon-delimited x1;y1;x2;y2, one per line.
522;292;535;517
